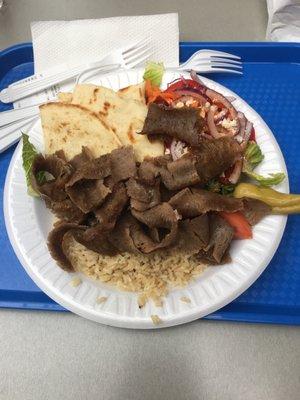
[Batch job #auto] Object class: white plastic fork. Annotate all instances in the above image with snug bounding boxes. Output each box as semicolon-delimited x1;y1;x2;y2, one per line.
0;40;150;104
78;49;243;86
173;49;243;75
75;41;150;84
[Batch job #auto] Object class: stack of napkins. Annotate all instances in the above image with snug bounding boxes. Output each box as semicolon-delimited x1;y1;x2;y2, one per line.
31;14;179;73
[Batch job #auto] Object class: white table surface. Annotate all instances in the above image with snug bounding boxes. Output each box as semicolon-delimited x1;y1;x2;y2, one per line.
0;1;299;400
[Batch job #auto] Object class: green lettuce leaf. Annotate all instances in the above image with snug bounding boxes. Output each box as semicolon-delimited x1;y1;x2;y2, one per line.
244;141;264;168
243;169;285;187
243;140;285;187
143;61;165;87
22;133;43;197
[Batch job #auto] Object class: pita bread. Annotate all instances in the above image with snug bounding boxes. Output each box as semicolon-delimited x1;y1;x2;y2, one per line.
57;92;73;103
70;84;164;162
58;82;146;104
40;102;121;160
118;82;146;104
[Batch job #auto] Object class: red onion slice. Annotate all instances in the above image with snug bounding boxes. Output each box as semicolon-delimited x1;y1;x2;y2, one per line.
235;134;244;144
235;111;246;143
228;159;243;184
244;120;253;143
207;108;223;138
237;111;246;130
206;88;238;119
214;109;228;123
225;96;236;103
173;90;208;105
190;70;207;87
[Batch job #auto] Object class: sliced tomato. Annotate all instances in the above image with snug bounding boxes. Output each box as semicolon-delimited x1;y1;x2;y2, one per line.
164;78;204;93
145;80;180;104
249;127;256;142
145;80;161;103
219;211;253;240
156;91;179;104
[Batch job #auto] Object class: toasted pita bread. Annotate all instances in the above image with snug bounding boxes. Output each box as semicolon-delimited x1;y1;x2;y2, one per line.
57;92;73;103
40;102;121;160
58;82;145;104
70;84;164;162
118;82;146;104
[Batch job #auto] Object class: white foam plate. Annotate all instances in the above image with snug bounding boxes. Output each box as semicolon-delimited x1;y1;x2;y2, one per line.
4;69;289;329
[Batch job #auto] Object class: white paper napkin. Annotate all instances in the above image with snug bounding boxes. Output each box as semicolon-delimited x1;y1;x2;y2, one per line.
12;14;179;109
266;0;300;41
31;14;179;73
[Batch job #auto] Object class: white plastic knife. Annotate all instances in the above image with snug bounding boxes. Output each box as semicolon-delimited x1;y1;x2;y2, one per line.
0;105;40;127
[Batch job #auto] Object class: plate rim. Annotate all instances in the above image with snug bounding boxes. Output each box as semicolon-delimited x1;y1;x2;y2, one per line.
4;69;289;329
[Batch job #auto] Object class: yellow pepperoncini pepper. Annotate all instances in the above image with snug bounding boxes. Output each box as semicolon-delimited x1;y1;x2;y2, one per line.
233;183;300;214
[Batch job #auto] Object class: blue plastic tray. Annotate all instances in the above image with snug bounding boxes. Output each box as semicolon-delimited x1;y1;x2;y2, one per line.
1;42;300;325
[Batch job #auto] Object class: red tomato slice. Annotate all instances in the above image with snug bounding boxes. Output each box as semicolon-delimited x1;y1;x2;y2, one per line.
164;78;204;93
219;211;253;240
249;127;256;142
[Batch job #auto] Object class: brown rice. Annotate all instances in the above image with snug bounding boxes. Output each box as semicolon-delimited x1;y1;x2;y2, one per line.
151;315;162;325
180;296;191;304
96;296;108;304
65;236;207;305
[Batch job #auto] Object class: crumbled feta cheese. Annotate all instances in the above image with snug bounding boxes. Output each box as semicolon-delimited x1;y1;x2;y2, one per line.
175;101;184;108
186;99;197;107
200;108;206;118
205;102;211;108
165;148;171;155
221;118;238;130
